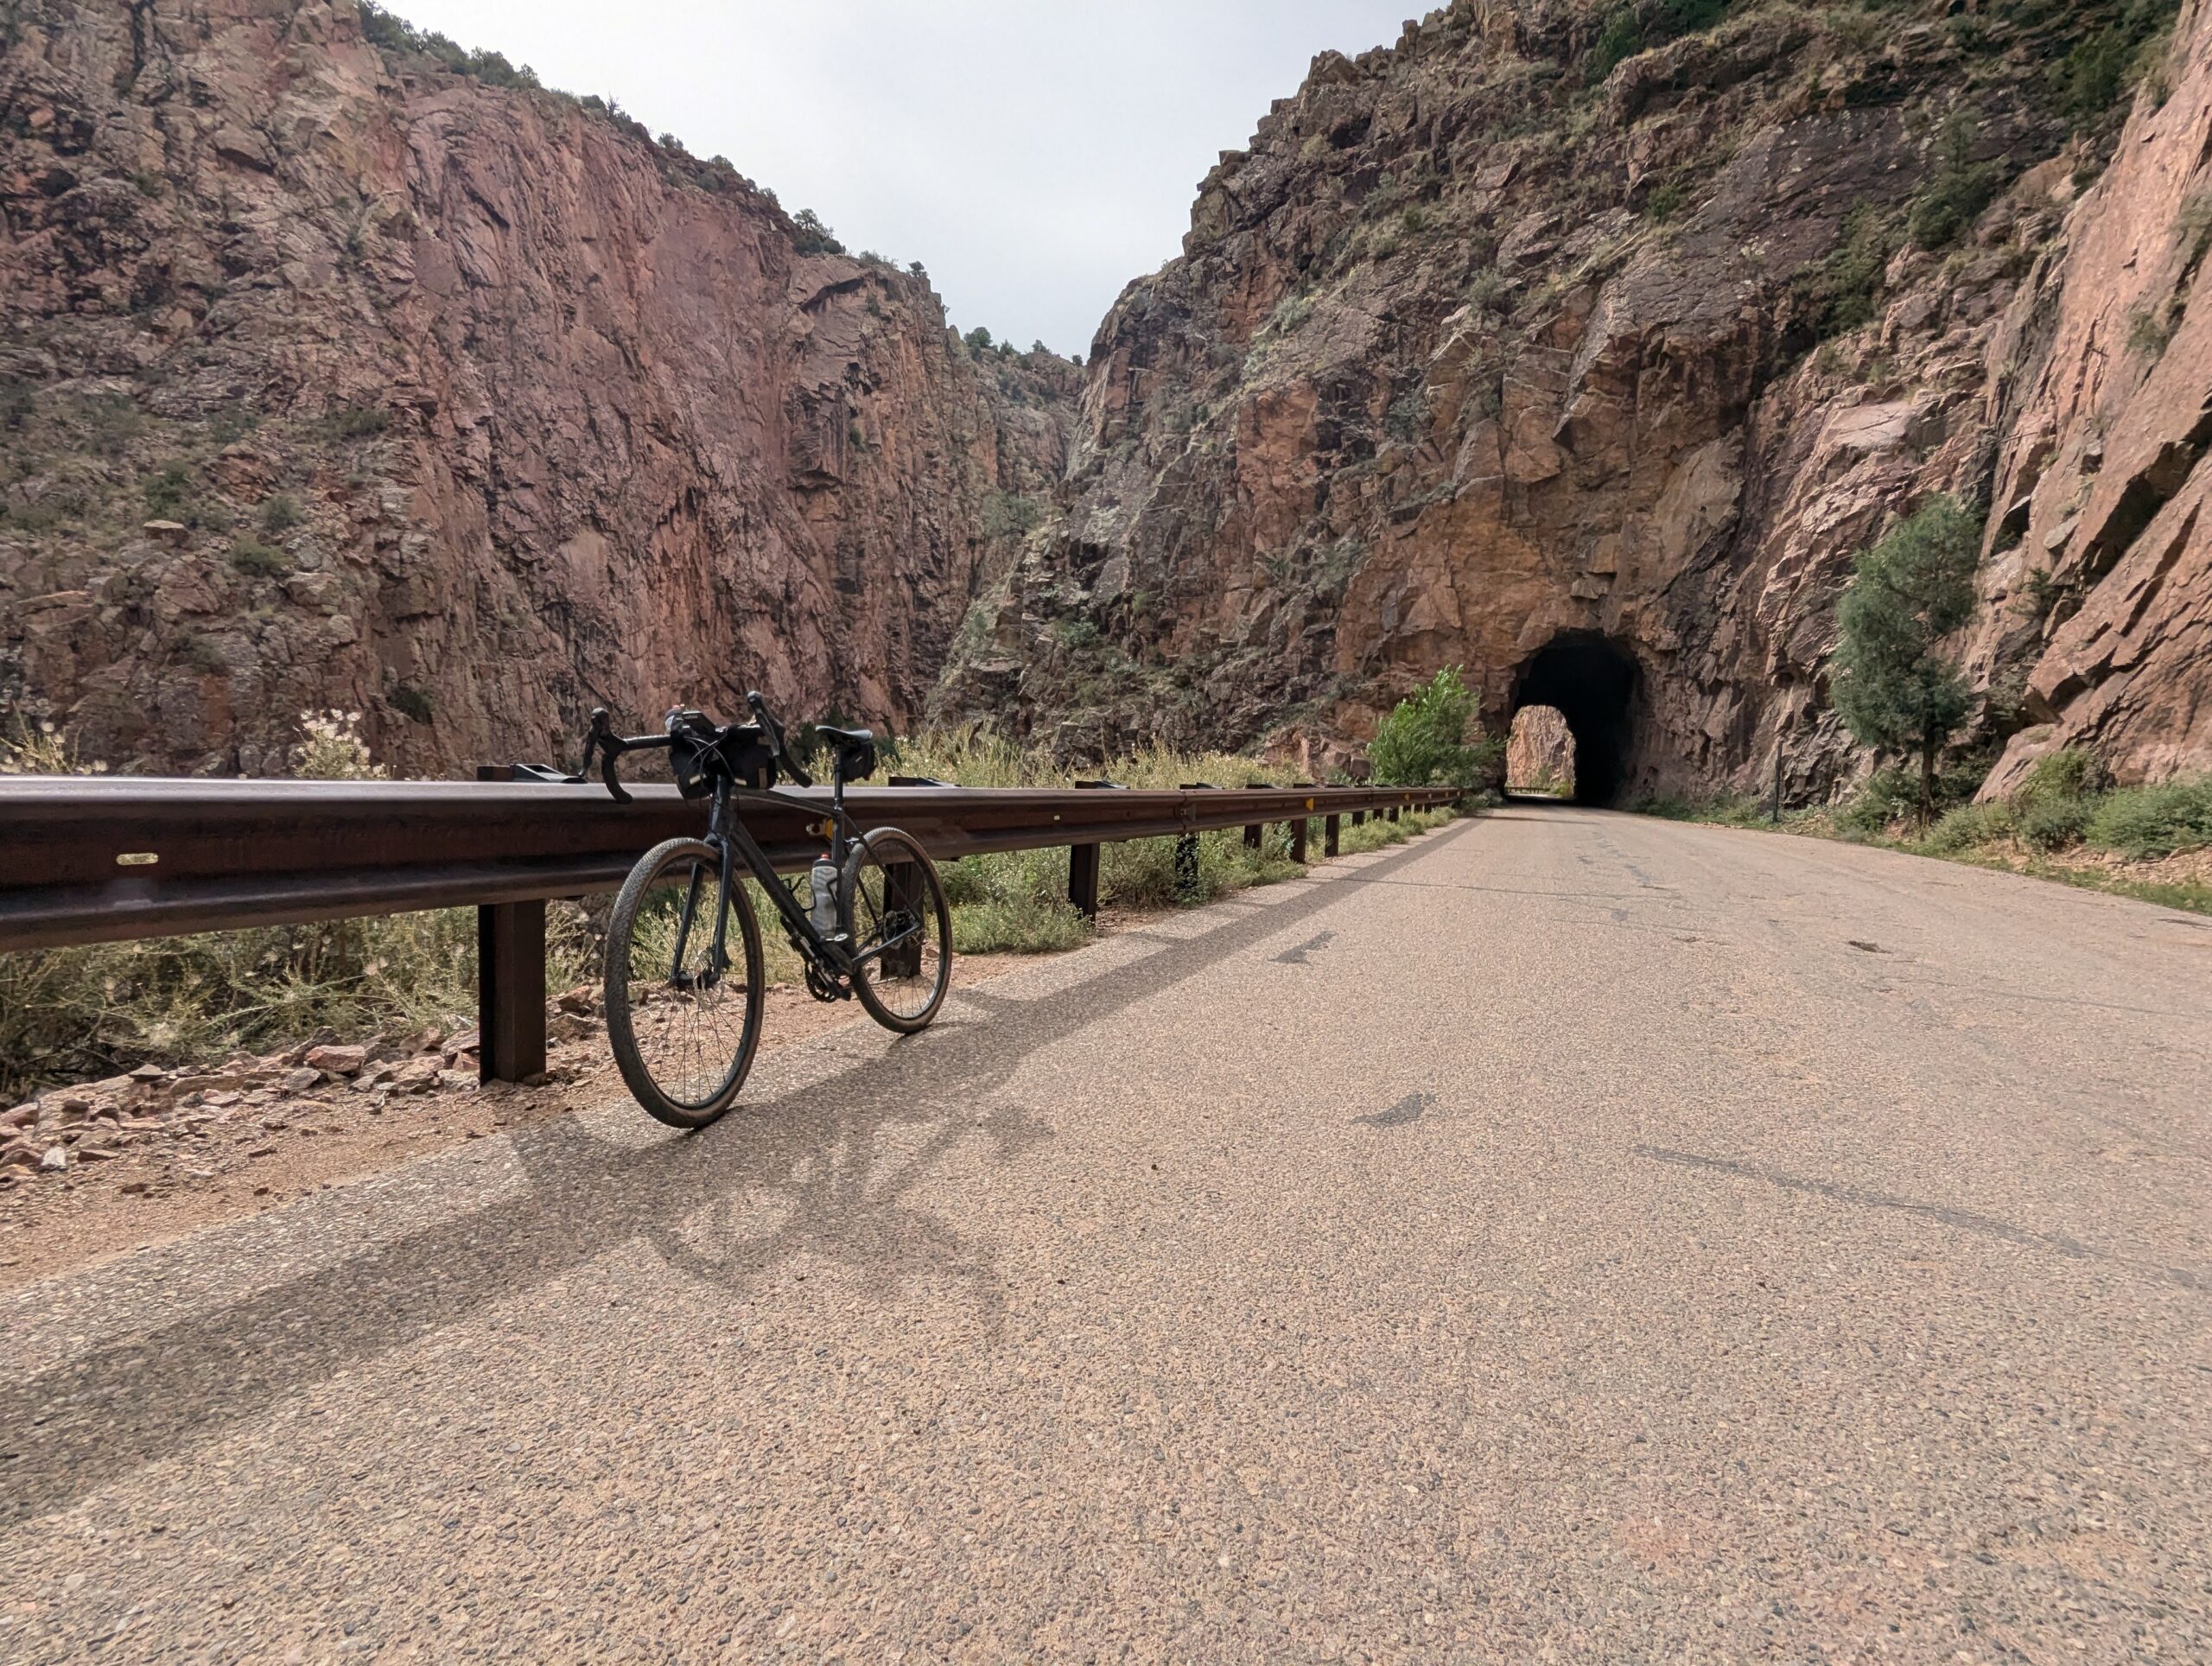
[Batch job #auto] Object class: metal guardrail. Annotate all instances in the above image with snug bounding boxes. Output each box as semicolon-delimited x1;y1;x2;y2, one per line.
0;775;1459;1080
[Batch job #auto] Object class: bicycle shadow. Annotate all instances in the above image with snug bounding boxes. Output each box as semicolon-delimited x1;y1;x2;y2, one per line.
0;823;1473;1529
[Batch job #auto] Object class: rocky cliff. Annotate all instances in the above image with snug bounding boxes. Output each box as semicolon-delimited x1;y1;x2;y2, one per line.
933;0;2212;803
1;0;1078;776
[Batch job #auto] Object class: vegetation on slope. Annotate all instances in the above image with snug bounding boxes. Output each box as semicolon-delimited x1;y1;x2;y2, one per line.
1634;750;2212;912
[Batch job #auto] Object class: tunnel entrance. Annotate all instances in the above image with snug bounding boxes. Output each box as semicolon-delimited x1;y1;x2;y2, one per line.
1510;633;1639;805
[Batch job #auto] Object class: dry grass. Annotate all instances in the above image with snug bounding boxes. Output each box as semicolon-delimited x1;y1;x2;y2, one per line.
0;717;592;1101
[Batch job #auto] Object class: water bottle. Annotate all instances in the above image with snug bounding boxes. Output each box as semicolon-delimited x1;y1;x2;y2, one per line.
808;858;841;938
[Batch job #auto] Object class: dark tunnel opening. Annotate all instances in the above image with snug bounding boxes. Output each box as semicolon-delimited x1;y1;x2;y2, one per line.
1510;633;1640;806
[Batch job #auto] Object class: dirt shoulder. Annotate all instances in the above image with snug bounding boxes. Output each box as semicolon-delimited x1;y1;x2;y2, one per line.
0;955;1039;1293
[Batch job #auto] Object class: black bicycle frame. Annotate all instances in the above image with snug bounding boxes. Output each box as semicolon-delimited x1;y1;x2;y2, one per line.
685;777;922;981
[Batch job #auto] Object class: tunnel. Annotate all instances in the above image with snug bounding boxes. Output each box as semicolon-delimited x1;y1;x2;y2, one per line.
1510;633;1640;806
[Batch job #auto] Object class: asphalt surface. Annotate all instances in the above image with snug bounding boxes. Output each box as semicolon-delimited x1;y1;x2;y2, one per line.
3;807;2208;1662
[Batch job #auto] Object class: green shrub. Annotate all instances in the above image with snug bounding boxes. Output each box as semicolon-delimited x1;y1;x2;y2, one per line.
1590;0;1729;78
1794;203;1896;340
208;403;259;446
2126;301;2177;359
951;894;1090;954
2085;775;2212;858
228;536;286;576
1908;111;1999;251
791;208;845;256
325;404;391;439
982;490;1042;539
1591;9;1643;74
1462;267;1507;313
142;460;196;518
2018;792;2094;850
391;684;435;724
2016;746;2101;806
1919;800;2013;854
1837;766;1926;838
940;844;1096;954
1370;666;1489;785
2057;1;2177;128
257;491;304;534
1268;291;1314;333
1644;181;1686;223
78;393;144;456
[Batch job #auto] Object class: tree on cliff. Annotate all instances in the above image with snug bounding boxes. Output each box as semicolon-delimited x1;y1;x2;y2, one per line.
1833;497;1980;822
1370;667;1496;786
790;208;845;257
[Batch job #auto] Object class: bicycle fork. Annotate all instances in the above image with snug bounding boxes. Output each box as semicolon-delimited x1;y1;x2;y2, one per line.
669;795;741;992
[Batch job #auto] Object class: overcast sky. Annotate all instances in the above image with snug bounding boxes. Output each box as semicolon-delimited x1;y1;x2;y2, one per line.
375;1;1420;355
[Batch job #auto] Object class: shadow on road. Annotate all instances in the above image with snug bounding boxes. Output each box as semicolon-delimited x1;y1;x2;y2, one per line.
0;822;1480;1528
1635;1144;2206;1294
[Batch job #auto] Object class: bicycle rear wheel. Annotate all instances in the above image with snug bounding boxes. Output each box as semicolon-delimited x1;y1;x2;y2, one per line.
842;827;951;1033
603;837;764;1128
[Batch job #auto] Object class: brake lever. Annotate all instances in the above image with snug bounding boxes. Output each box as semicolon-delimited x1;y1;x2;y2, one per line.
583;707;633;804
747;690;812;788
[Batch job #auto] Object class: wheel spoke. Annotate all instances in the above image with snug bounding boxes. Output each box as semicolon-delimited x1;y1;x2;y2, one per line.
613;848;758;1113
849;836;947;1027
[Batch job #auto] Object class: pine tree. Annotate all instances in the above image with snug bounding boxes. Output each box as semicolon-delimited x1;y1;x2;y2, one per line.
1833;496;1980;822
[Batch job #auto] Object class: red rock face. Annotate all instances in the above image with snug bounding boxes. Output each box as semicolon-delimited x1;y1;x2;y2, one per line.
1974;0;2212;792
933;0;2212;800
1;0;1077;775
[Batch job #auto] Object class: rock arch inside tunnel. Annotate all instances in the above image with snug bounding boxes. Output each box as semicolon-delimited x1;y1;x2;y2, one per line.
1510;633;1641;805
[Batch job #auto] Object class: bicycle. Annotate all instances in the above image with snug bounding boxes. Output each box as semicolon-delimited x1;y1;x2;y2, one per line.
537;692;951;1129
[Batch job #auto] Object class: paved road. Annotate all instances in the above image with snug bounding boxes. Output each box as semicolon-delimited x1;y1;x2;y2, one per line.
3;808;2208;1662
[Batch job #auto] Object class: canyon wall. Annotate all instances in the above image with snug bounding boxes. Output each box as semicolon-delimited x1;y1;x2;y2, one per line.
934;0;2212;801
1;0;1077;776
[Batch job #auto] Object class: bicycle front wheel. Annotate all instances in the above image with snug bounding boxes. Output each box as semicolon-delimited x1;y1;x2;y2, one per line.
603;837;765;1128
842;827;951;1033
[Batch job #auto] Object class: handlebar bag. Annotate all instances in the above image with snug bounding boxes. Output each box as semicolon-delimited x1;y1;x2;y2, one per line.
668;716;778;798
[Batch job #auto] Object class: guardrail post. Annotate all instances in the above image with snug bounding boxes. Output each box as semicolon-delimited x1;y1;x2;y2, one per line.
1178;785;1212;899
478;899;546;1084
1386;804;1399;823
472;765;549;1084
1289;817;1307;863
1351;809;1365;827
1243;823;1262;851
1325;814;1340;857
1067;843;1101;919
